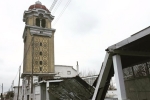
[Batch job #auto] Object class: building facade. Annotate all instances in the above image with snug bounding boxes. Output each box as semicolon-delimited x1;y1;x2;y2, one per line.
13;86;22;100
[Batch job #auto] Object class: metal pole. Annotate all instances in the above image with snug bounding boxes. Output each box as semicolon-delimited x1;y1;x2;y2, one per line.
1;83;3;100
31;37;34;100
12;80;14;91
17;66;21;100
2;83;3;94
9;89;10;100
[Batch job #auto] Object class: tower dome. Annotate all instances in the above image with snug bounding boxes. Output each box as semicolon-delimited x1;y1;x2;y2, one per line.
28;1;50;12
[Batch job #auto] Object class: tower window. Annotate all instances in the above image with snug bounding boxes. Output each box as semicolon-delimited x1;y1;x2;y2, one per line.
40;67;42;71
39;52;42;55
27;95;29;100
42;19;46;28
40;61;42;65
40;42;42;46
36;18;40;27
40;31;43;34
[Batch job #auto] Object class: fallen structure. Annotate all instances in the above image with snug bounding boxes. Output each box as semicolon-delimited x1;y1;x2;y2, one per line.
92;26;150;100
48;76;94;100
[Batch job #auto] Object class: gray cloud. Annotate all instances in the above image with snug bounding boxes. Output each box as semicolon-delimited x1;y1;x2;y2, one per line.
1;0;150;92
68;13;100;34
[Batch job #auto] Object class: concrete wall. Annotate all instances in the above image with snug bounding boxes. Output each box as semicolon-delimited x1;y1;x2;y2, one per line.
22;77;31;100
106;90;118;98
123;60;150;100
34;85;41;100
22;77;42;100
125;78;150;100
13;87;22;100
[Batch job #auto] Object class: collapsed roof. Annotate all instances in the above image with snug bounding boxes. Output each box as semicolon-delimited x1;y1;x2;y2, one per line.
92;26;150;100
48;76;94;100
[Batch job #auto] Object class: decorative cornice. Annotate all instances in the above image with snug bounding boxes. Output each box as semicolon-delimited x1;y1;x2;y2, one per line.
23;8;54;22
30;28;53;37
21;72;57;78
22;25;56;39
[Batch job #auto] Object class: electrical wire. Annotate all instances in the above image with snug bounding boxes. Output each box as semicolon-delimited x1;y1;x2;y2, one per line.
53;0;72;26
51;0;63;14
10;37;33;91
20;37;33;66
13;68;19;81
50;0;56;11
50;0;58;12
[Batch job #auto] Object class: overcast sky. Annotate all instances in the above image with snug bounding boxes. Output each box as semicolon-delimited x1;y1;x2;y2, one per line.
1;0;150;92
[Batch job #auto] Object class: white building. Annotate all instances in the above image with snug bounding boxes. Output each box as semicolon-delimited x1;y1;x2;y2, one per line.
55;65;78;78
13;86;22;100
19;65;78;100
21;76;63;100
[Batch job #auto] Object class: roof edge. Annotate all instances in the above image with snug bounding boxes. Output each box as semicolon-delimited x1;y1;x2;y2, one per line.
108;26;150;50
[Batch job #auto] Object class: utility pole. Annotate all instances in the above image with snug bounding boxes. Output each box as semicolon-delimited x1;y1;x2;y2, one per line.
17;66;21;100
2;83;3;94
31;37;34;100
12;80;14;91
76;61;79;74
9;89;10;100
1;83;3;100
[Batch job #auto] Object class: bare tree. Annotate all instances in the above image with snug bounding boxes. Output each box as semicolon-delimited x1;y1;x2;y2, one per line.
79;70;98;86
79;70;98;77
108;78;116;90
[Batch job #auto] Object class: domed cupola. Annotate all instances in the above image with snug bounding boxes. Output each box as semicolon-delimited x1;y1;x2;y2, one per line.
23;1;54;28
28;1;50;13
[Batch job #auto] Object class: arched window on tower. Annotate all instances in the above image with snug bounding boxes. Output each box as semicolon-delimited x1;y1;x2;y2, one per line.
36;18;40;27
41;19;46;28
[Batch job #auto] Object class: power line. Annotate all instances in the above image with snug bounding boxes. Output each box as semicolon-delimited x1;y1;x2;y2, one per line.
51;0;63;14
13;37;33;80
10;37;33;91
20;37;34;67
49;0;56;11
17;66;21;100
49;0;58;12
53;0;72;26
13;68;19;81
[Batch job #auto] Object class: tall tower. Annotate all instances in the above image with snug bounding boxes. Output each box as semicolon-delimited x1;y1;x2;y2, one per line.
22;1;55;77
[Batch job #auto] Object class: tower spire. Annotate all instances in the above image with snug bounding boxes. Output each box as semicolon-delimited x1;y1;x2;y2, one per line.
35;1;42;5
